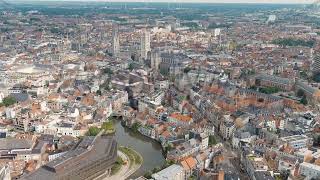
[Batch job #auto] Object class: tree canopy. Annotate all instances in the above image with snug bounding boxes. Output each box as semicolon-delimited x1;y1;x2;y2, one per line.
272;38;315;48
209;135;217;146
259;87;280;94
102;121;115;132
181;22;199;29
131;122;142;133
0;96;16;107
86;126;101;136
300;96;308;105
103;67;113;75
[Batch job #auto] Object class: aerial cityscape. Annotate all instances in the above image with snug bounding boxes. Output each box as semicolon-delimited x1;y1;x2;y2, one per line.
0;1;320;180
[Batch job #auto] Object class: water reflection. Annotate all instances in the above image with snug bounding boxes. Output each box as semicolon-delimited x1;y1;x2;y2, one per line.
114;120;166;178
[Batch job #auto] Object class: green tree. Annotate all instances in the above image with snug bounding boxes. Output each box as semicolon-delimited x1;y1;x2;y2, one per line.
96;90;102;96
183;67;192;73
102;121;115;132
50;27;62;34
297;89;305;98
112;17;127;22
272;38;315;48
209;135;217;146
162;160;175;169
280;170;290;180
86;127;101;136
259;87;280;94
30;17;41;22
100;81;110;91
103;67;113;75
314;134;320;146
228;41;237;51
144;171;152;179
249;86;257;90
313;74;320;82
181;22;199;29
300;96;308;105
1;96;16;107
208;23;231;29
111;157;125;175
152;166;161;173
131;55;136;61
131;122;141;133
164;144;173;156
128;63;134;71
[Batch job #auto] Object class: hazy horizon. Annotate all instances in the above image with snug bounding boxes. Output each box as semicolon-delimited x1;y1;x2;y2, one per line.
5;0;316;4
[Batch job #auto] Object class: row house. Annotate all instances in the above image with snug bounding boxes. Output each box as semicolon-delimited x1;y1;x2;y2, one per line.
168;112;193;127
167;139;200;162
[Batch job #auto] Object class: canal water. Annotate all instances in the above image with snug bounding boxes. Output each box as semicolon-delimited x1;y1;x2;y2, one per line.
114;120;166;178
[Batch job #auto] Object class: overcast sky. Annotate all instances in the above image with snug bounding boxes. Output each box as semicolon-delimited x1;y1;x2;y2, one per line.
90;0;314;3
9;0;316;4
110;0;314;3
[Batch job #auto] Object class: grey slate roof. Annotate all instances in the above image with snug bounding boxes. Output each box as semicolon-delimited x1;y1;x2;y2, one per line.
0;138;33;150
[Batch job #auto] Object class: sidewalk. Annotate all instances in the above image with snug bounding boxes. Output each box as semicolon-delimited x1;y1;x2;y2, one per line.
107;150;142;180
